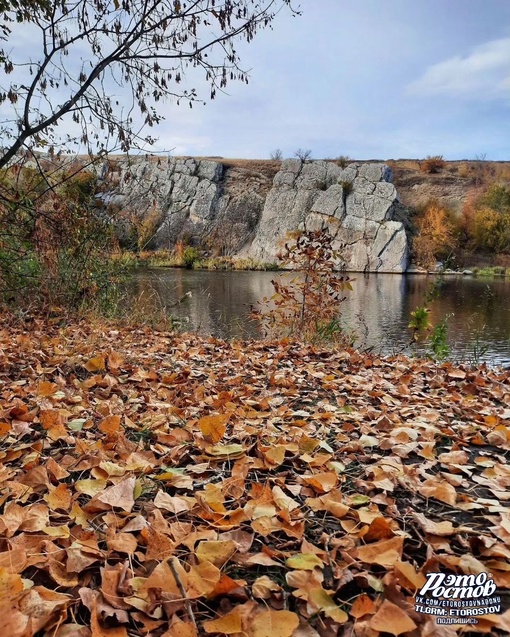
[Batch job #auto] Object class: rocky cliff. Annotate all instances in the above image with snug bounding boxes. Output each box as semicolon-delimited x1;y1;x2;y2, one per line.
102;156;410;272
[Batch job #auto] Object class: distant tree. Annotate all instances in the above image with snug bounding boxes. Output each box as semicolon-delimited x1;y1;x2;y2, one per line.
270;148;283;161
294;148;312;162
0;0;299;168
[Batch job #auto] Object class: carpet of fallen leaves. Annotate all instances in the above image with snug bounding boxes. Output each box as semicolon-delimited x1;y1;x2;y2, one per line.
1;316;510;637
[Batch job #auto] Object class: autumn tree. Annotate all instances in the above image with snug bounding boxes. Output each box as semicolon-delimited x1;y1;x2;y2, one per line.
0;0;298;165
0;0;298;306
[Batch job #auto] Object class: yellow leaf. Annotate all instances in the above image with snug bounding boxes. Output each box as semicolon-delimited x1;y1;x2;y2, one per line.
198;414;229;443
250;610;299;637
0;567;23;604
206;443;245;459
286;554;323;570
76;479;107;496
196;540;236;568
308;587;348;623
187;560;221;598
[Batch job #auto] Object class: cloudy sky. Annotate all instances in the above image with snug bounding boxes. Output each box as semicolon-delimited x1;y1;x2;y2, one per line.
151;0;510;160
4;1;510;160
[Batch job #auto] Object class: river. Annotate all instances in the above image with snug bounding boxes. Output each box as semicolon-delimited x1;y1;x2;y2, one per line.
124;268;510;367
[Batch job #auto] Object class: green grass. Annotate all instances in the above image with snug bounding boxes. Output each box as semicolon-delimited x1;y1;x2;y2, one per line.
114;251;279;271
472;266;510;277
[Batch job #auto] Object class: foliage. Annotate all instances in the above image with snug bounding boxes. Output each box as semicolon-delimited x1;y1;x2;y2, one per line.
427;316;450;361
0;1;298;165
294;148;313;162
472;207;510;253
0;161;124;310
336;155;351;168
182;246;200;268
479;183;510;213
408;306;432;341
270;148;283;161
420;155;446;174
412;201;458;268
252;228;354;344
460;184;510;254
0;318;509;636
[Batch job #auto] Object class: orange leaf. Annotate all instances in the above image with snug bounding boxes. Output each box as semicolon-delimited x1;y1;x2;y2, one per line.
91;599;128;637
198;414;229;443
369;600;417;635
303;471;338;493
203;606;244;634
37;381;58;396
98;415;121;435
85;355;106;372
162;617;198;637
45;483;72;511
350;594;376;619
394;560;426;591
0;567;23;604
40;409;64;430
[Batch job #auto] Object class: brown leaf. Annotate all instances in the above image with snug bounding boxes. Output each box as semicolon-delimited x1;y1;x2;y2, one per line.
356;536;404;567
97;477;136;512
369;600;417;635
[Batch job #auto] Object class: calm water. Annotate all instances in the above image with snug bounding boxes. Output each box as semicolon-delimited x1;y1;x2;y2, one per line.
125;268;510;366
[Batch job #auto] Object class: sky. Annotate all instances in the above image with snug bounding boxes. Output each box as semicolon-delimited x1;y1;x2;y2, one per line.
3;0;510;160
150;0;510;160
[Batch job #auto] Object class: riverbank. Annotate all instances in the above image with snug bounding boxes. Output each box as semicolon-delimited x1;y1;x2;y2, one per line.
117;250;510;277
1;315;509;636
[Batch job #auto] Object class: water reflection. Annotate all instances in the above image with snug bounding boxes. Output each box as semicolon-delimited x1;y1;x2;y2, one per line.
124;269;510;366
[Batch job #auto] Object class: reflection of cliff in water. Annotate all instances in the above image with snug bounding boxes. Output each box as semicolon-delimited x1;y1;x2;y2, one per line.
124;269;510;366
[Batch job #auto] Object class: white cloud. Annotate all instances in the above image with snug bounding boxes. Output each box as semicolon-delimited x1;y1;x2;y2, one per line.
408;37;510;99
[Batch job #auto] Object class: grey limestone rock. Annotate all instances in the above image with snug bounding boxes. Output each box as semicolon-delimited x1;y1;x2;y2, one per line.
103;156;410;271
246;161;409;272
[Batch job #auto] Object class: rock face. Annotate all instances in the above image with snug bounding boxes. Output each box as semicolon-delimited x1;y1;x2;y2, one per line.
246;160;408;272
102;157;409;272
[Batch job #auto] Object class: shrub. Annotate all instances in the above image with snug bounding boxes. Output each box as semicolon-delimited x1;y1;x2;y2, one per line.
412;201;458;268
252;228;354;345
478;184;510;213
336;155;351;169
182;246;200;268
270;148;283;161
472;207;510;253
420;155;446;174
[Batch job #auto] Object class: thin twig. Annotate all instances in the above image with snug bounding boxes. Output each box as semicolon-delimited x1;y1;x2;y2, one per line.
168;556;197;631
